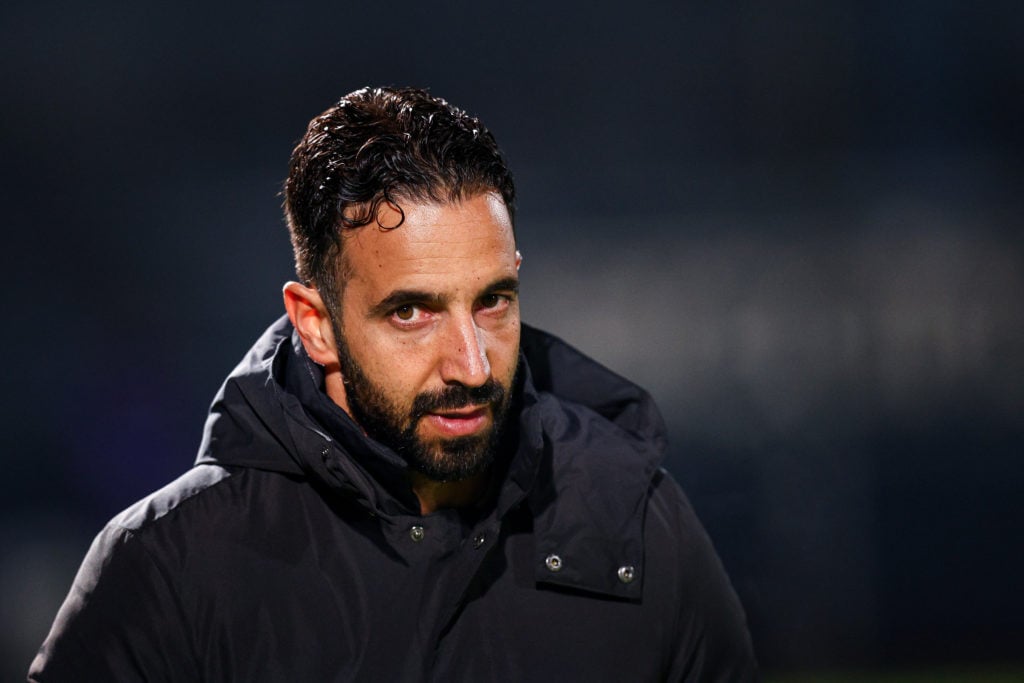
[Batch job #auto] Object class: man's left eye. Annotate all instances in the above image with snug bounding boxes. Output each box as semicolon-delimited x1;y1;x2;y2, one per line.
480;294;506;309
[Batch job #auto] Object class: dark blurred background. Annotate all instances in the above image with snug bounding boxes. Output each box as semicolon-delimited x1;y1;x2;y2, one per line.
2;1;1022;680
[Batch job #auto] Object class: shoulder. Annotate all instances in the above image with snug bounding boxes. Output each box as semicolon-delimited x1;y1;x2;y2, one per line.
29;464;308;679
643;468;760;680
55;465;250;601
525;399;758;677
645;468;710;554
68;463;312;604
102;463;317;570
109;464;235;533
26;468;239;679
643;469;734;597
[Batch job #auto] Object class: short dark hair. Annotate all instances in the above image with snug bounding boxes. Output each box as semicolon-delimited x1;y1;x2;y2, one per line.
283;86;516;312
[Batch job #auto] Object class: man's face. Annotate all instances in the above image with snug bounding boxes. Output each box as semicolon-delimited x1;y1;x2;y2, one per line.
331;192;521;482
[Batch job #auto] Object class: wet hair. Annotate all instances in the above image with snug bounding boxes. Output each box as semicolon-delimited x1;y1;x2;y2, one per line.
283;86;516;314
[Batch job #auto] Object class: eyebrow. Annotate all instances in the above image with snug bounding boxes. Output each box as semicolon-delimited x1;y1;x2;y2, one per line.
367;276;520;319
367;290;444;319
486;277;520;295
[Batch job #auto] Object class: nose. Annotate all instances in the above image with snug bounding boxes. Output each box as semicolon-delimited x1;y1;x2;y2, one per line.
439;313;491;387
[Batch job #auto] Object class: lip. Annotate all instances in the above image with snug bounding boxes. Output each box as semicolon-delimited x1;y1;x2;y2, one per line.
422;406;490;437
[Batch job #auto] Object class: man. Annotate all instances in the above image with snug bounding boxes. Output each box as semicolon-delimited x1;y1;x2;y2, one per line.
30;87;757;681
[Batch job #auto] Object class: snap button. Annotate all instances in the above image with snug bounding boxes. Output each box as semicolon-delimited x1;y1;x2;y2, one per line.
545;554;563;572
617;565;636;583
473;533;486;548
409;525;425;542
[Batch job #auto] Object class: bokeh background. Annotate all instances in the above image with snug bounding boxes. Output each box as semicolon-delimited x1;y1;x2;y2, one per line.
3;1;1022;680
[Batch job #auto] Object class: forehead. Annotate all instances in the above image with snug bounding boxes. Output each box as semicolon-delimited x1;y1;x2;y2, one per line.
341;193;517;296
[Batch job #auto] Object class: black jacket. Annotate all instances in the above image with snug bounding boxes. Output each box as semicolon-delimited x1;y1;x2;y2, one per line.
30;318;757;681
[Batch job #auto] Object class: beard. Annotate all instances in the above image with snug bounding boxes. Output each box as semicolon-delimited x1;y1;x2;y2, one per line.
333;332;514;482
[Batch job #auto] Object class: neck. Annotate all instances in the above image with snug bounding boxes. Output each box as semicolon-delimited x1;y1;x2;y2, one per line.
409;469;491;515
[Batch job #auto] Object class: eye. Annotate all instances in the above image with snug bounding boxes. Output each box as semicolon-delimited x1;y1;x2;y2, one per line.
388;303;431;328
477;292;514;315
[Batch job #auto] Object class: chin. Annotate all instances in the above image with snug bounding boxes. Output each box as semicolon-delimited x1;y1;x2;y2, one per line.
408;434;495;482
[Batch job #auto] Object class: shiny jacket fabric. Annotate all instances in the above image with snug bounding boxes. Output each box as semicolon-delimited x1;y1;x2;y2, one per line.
30;318;757;682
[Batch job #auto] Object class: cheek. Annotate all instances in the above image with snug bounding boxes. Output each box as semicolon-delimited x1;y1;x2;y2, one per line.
356;338;435;399
487;323;521;381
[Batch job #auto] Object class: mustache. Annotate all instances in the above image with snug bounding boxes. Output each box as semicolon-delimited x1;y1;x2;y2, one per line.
410;379;506;419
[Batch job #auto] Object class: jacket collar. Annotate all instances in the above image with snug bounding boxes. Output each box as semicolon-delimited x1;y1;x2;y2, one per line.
518;327;666;600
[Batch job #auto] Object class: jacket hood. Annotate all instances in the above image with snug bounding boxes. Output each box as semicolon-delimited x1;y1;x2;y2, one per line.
196;316;668;598
519;323;668;453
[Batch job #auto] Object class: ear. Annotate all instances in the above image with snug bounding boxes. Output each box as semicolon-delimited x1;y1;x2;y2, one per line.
282;281;340;367
515;250;523;270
